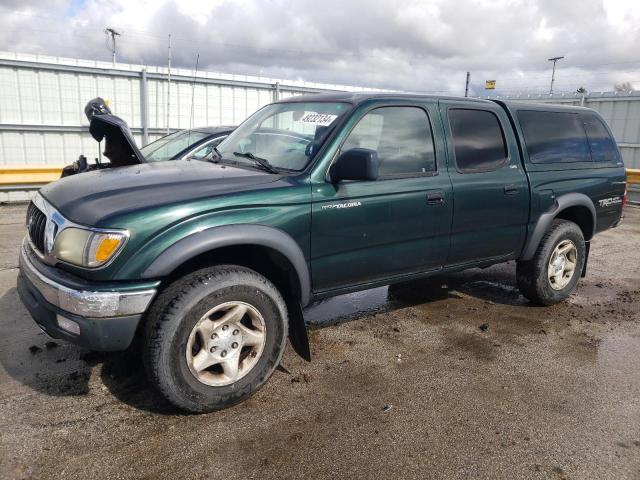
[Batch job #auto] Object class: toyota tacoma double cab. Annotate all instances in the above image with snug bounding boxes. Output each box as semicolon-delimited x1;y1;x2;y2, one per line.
18;93;627;412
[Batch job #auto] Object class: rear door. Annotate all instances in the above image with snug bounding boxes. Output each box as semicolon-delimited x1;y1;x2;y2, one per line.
440;100;529;265
310;103;452;292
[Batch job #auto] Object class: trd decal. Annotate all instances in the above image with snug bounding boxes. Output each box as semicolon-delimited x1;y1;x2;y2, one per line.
598;197;622;207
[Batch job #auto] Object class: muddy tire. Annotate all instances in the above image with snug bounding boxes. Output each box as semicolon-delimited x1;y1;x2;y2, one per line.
143;265;288;413
516;219;586;306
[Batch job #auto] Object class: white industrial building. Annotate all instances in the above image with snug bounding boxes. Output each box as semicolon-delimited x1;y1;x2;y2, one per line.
0;51;638;201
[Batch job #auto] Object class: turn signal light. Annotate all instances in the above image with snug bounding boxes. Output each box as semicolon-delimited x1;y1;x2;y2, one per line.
95;236;123;263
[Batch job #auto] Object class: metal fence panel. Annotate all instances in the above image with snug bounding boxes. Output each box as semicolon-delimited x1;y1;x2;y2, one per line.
0;51;384;172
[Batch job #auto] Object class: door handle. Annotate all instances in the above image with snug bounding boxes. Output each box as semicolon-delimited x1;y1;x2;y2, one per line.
426;192;445;205
504;184;518;195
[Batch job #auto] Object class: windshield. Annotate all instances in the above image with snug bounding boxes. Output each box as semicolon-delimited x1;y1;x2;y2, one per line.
140;130;210;162
216;102;351;171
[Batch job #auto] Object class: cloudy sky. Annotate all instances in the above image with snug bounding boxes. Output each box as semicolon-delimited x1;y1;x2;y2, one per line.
0;0;638;95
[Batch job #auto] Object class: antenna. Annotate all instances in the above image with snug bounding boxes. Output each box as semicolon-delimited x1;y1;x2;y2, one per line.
187;53;200;153
464;71;471;97
104;28;121;66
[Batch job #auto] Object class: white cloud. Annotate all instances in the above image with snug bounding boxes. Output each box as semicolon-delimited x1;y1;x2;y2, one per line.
534;18;554;42
0;0;638;94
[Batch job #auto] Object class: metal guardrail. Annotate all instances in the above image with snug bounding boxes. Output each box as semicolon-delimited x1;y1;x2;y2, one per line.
2;166;639;189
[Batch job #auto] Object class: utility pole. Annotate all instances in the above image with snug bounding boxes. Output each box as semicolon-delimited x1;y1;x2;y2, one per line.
166;34;172;134
548;56;564;94
464;72;471;97
105;28;121;66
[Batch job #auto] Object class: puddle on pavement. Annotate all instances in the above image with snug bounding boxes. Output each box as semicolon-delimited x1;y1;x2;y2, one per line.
456;279;528;306
304;287;393;327
303;272;527;328
304;279;455;327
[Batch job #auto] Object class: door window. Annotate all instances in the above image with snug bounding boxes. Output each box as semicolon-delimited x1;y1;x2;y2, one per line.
448;109;508;173
340;107;436;177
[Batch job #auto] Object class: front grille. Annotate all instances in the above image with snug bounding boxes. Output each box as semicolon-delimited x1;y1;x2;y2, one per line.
26;201;47;253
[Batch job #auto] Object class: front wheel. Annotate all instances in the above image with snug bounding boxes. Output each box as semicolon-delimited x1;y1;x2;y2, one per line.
143;265;288;413
516;219;586;306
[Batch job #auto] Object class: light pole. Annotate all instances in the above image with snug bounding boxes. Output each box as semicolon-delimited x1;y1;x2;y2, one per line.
105;28;121;66
548;56;564;94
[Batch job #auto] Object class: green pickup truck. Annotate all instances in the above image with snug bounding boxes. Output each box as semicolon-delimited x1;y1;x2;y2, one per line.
18;93;627;412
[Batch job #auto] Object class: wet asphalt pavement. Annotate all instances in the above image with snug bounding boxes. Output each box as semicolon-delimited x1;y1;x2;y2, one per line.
1;204;639;480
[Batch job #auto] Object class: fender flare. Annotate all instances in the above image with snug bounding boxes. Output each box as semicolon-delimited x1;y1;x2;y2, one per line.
141;224;312;306
521;192;596;261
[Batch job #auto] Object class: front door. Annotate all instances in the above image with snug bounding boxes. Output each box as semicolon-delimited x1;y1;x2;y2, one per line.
310;104;453;293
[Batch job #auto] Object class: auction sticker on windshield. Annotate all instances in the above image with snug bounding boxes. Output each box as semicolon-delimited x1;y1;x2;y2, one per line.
298;113;337;126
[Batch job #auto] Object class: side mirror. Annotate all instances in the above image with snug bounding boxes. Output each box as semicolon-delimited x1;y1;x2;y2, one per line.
330;148;379;183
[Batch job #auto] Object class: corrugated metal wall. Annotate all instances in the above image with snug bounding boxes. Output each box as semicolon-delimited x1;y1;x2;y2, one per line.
485;91;640;170
0;51;381;167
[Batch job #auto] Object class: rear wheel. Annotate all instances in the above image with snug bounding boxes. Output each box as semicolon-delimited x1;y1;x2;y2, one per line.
516;219;586;305
143;265;288;413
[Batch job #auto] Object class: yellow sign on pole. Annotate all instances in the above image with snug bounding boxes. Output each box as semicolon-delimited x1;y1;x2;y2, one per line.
485;80;496;90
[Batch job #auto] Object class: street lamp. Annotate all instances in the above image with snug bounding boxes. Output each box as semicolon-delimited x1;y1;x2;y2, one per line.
548;56;565;94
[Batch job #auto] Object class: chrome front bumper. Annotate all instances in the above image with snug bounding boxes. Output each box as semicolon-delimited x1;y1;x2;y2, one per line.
19;241;156;318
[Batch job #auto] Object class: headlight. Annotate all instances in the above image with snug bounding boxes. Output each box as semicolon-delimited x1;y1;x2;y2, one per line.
54;227;128;268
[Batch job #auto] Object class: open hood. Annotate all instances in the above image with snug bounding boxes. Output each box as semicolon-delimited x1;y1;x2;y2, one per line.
85;97;144;166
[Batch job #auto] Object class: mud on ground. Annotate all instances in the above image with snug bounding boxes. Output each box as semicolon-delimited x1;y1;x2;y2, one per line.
1;205;639;480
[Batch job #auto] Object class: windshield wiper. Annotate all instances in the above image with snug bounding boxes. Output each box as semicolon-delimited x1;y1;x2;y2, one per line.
232;151;278;173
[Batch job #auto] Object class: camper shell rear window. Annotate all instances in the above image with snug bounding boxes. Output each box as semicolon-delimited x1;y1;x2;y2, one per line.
517;110;618;164
517;110;589;164
582;112;619;163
